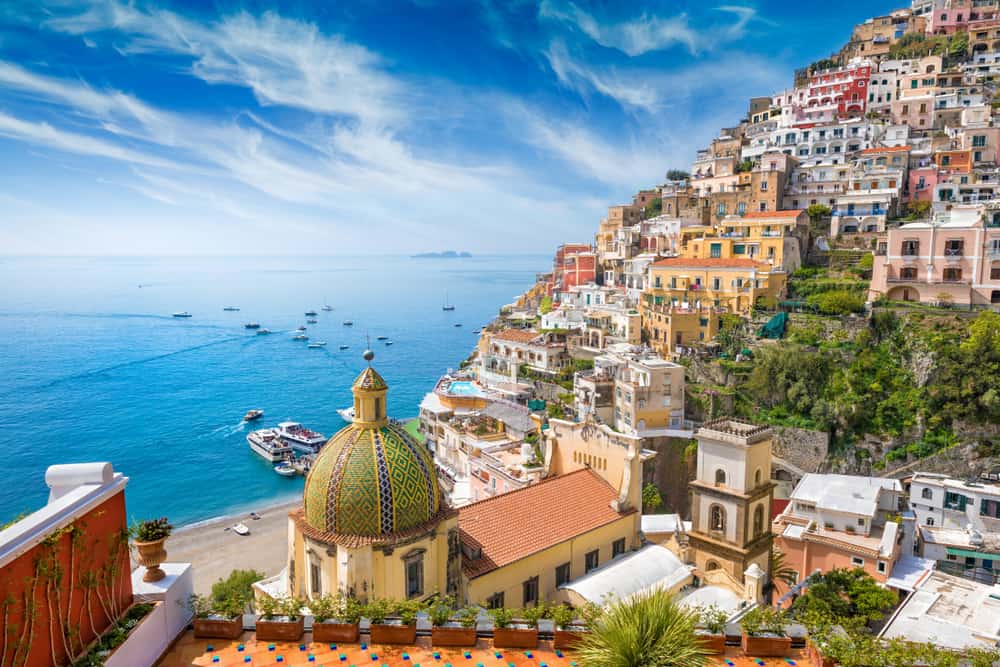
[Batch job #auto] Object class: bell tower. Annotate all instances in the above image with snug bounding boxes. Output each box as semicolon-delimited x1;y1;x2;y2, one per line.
352;349;388;427
687;419;774;585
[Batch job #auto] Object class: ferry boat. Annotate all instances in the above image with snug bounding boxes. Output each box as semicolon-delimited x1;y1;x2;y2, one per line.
247;428;293;462
273;461;297;477
243;409;264;422
337;406;355;421
256;328;272;335
308;341;326;348
305;310;318;317
276;421;326;455
223;306;240;312
244;322;261;329
172;312;193;318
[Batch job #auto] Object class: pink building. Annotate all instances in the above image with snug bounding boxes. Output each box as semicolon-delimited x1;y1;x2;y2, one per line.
909;166;941;203
870;204;1000;306
927;0;1000;34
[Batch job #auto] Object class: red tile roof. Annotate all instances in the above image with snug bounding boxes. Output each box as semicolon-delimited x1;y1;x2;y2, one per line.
860;146;910;154
459;468;632;578
492;329;540;343
651;257;772;270
741;210;805;219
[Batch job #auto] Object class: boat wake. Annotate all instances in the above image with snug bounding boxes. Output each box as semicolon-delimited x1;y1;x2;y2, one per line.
207;420;246;438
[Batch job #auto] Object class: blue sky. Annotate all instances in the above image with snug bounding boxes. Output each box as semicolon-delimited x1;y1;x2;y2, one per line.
0;0;899;255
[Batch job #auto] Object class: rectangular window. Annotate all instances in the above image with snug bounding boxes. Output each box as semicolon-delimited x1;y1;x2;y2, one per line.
943;268;963;281
612;538;626;558
712;277;721;290
555;562;571;587
487;593;504;609
901;240;919;256
945;239;963;256
877;561;887;574
710;243;722;258
311;563;322;595
406;557;424;598
733;244;746;255
585;549;600;573
851;556;865;567
974;135;988;148
522;576;539;606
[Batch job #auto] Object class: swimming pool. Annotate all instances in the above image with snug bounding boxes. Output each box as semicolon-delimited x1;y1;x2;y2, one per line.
447;381;485;397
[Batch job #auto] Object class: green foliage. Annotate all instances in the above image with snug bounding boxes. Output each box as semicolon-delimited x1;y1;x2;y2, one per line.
806;203;831;220
539;296;553;315
546;403;565;418
456;606;479;628
856;253;873;271
739;606;786;637
394;598;425;625
489;606;515;628
364;597;393;624
666;169;690;182
576;588;709;667
791;568;897;632
210;568;263;614
644;197;663;219
809;58;839;73
698;606;728;635
642;483;664;513
716;313;748;358
72;603;154;667
131;517;172;542
550;603;577;630
522;601;549;625
427;596;457;626
734;158;754;174
890;31;968;59
806;290;866;315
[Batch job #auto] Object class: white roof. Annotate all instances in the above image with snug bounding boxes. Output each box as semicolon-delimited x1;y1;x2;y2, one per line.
879;521;899;558
679;586;742;614
790;474;900;517
641;513;686;534
884;555;935;592
881;571;1000;650
419;392;449;414
561;544;693;604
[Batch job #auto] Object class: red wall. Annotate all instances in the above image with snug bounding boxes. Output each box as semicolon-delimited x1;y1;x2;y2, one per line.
0;493;133;667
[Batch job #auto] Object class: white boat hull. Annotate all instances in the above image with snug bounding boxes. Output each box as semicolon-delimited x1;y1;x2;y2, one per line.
247;436;292;462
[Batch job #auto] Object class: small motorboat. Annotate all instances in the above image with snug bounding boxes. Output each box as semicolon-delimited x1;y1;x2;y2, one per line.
337;406;355;421
376;336;388;341
322;305;333;312
472;329;482;334
305;310;318;317
343;320;353;326
244;322;261;329
223;306;240;312
339;344;349;350
274;462;296;477
293;334;308;341
243;409;264;422
256;328;272;335
307;341;327;349
385;341;393;346
296;325;307;331
172;312;192;318
454;323;462;327
307;318;318;324
232;523;250;536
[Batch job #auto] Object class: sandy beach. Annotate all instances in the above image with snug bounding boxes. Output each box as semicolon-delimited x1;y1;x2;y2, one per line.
161;499;299;595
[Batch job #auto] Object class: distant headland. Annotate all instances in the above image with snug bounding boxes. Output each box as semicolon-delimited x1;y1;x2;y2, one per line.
411;250;472;258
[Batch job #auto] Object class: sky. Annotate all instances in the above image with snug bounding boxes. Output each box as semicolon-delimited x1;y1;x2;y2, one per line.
0;0;900;255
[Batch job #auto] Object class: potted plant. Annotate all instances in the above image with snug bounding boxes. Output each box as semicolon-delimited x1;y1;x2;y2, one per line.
491;607;537;649
189;594;245;639
695;606;728;654
550;604;587;650
740;606;791;657
311;593;363;643
132;517;172;583
256;596;305;642
430;597;478;647
368;598;420;644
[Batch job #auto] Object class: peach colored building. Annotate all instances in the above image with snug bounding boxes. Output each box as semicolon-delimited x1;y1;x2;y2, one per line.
869;204;1000;306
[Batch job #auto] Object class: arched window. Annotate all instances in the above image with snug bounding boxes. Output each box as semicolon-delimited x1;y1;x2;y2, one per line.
921;487;933;500
754;468;763;487
715;469;727;486
753;505;764;538
705;560;720;571
710;504;726;532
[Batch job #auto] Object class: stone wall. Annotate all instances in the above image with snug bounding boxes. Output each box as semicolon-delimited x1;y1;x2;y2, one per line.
770;426;830;474
642;436;696;516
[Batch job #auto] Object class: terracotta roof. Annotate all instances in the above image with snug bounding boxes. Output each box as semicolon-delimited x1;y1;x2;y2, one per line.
492;329;540;343
860;146;910;154
741;210;805;219
459;468;633;579
651;257;771;270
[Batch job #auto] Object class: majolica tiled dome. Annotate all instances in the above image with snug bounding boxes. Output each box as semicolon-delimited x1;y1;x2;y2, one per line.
302;361;442;539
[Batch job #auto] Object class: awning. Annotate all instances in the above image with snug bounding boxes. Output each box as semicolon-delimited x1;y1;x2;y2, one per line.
946;547;1000;561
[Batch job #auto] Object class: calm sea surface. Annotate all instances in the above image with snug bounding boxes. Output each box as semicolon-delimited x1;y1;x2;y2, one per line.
0;255;545;526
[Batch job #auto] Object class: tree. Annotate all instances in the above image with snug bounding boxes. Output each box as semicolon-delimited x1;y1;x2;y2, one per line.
576;588;709;667
905;200;931;218
211;569;264;612
539;296;553;315
806;204;832;220
644;197;663;219
790;568;897;632
666;169;690;182
734;158;754;173
642;483;664;513
715;313;748;358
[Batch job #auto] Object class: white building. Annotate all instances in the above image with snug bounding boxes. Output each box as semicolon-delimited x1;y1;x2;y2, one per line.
909;472;1000;531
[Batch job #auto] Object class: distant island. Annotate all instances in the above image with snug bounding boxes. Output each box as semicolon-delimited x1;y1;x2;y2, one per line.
411;251;472;258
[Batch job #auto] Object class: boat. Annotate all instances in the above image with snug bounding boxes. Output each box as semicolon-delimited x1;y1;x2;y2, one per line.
307;341;326;349
305;310;318;317
385;341;393;346
339;344;349;350
223;306;240;312
454;323;462;327
472;329;482;334
232;523;250;536
249;512;260;521
244;322;261;329
322;298;333;312
276;421;326;455
243;409;264;422
172;312;192;318
292;334;308;341
337;406;355;421
442;291;455;311
247;428;293;462
343;320;353;326
256;328;272;335
376;336;388;341
306;319;318;324
274;461;297;477
296;326;307;331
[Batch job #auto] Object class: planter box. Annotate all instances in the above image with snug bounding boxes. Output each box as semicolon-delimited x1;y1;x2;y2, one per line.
807;640;836;667
193;615;244;639
493;627;538;649
553;628;586;650
256;617;304;642
696;633;726;655
313;621;360;643
741;633;791;657
432;625;478;647
370;623;417;645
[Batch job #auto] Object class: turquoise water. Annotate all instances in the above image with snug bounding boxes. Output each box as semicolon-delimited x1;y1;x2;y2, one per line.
445;381;484;397
0;255;544;526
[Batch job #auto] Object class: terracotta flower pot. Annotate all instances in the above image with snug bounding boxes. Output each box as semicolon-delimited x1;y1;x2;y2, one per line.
256;617;305;642
313;621;360;643
741;633;791;657
369;622;417;644
134;538;168;583
807;639;837;667
553;627;586;650
432;625;478;647
193;615;244;639
696;633;726;655
493;626;538;649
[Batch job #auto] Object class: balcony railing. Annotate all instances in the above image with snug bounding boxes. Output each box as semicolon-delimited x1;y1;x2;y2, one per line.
944;247;964;256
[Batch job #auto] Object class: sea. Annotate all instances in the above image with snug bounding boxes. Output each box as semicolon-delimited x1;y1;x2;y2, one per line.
0;254;546;527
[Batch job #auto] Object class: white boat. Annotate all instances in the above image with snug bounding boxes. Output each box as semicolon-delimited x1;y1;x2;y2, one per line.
442;291;455;311
243;409;264;422
232;523;250;536
247;428;293;462
292;334;308;341
223;306;240;312
276;421;326;455
274;462;297;477
339;344;349;350
385;340;393;346
256;328;272;335
172;312;192;318
337;406;355;421
322;297;333;312
308;341;326;349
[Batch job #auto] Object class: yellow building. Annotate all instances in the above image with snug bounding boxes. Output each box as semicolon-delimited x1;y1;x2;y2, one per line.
645;257;786;317
641;303;723;357
681;210;809;273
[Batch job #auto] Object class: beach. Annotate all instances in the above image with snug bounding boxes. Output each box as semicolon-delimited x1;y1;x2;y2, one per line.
162;499;299;595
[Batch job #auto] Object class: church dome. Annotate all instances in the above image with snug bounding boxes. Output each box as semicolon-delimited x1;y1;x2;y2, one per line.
302;356;443;542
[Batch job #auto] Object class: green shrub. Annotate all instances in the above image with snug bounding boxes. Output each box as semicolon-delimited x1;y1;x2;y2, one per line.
806;290;866;315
